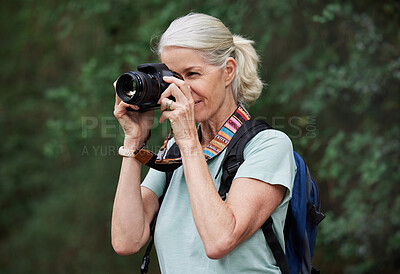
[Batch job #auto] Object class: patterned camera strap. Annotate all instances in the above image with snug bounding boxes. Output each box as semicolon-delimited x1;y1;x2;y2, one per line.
134;104;251;172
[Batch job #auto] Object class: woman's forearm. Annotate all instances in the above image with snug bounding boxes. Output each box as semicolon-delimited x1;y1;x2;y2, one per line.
111;143;149;255
180;143;237;259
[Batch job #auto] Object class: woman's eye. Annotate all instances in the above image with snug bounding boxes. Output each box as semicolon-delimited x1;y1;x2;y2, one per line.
187;72;199;77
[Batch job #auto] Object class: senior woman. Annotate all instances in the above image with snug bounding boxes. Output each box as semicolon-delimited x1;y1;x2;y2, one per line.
112;13;296;273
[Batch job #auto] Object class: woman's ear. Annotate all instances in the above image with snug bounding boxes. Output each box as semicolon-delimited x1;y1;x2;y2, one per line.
224;57;237;87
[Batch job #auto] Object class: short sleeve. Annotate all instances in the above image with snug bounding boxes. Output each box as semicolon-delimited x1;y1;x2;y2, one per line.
234;129;296;205
141;168;167;198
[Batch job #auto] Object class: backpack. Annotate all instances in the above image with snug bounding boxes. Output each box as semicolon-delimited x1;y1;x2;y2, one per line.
141;119;325;274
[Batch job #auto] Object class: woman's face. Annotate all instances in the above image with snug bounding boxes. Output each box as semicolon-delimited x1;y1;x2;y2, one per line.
160;46;236;124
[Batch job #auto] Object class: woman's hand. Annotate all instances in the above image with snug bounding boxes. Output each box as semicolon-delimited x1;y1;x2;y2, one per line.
158;76;199;151
113;81;154;148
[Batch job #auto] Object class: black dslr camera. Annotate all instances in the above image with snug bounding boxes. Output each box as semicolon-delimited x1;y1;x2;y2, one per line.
115;63;180;111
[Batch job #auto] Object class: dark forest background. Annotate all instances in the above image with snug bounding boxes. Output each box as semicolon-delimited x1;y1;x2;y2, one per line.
1;0;399;273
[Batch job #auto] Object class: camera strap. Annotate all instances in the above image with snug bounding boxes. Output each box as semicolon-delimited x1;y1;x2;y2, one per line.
133;103;251;172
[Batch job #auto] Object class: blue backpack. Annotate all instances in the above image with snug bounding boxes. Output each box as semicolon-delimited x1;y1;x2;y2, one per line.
218;120;325;274
141;119;325;274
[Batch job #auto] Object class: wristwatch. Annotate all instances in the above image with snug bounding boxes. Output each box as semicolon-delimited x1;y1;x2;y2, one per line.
118;146;138;157
118;143;153;165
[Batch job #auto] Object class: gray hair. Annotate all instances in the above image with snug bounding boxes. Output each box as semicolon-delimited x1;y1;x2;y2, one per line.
157;13;263;104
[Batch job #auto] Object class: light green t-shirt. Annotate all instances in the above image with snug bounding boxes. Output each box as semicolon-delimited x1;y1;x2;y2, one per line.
142;129;296;274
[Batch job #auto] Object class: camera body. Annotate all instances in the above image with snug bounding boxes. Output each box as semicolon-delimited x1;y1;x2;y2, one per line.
115;63;176;111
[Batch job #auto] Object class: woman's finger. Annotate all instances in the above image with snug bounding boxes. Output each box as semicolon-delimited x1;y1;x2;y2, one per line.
115;94;121;110
114;100;139;117
159;83;193;109
158;84;185;105
159;107;173;124
163;76;185;88
163;76;192;98
160;97;176;112
114;79;123;110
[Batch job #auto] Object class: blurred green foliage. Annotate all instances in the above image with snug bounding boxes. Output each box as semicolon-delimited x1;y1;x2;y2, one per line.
1;0;399;273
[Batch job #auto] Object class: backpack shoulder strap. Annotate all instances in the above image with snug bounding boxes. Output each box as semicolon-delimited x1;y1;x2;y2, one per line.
217;120;290;274
217;119;273;200
262;218;290;274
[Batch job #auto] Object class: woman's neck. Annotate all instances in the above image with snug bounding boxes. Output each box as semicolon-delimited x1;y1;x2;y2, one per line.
199;102;238;146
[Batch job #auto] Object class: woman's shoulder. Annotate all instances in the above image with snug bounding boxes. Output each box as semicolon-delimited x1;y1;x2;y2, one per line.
245;128;293;152
235;127;296;197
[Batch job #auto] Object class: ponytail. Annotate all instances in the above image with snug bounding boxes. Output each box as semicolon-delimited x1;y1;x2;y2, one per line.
232;35;263;104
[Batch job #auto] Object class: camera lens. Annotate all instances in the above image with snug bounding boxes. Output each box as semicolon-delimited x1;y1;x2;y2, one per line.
116;72;146;103
123;79;136;99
